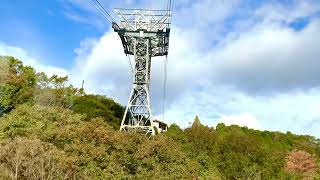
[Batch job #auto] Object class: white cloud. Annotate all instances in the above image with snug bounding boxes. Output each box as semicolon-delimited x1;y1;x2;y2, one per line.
69;29;132;102
0;42;69;77
255;0;320;24
215;113;261;130
160;85;320;137
66;0;320;138
173;0;241;28
207;20;320;92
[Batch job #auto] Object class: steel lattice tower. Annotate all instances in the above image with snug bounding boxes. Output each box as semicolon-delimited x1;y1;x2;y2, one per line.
112;8;171;135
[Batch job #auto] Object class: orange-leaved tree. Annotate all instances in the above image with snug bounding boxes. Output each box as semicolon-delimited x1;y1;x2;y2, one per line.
285;150;318;179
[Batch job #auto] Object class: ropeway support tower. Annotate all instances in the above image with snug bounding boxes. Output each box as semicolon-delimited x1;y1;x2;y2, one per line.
112;8;172;136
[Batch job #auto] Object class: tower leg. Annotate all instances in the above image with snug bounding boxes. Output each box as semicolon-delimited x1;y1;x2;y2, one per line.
120;37;155;136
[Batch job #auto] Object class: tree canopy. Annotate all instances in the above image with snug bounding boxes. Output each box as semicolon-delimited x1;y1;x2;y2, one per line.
0;56;319;179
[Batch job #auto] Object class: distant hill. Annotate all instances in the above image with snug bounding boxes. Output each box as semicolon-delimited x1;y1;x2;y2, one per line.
0;56;319;179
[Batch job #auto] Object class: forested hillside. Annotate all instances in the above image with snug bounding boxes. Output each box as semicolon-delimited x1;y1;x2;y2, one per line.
0;56;320;179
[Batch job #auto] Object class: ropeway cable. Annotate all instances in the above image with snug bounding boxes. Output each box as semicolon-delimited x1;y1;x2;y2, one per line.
162;55;168;122
89;0;112;23
126;55;134;80
169;0;174;24
93;0;116;22
89;0;118;25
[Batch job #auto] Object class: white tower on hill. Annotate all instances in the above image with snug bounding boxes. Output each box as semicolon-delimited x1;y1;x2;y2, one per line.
112;8;172;136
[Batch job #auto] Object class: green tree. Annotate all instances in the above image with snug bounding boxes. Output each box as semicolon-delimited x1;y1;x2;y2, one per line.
0;56;36;115
34;72;80;108
71;95;123;129
1;56;320;179
184;116;219;179
0;104;196;179
0;137;78;179
0;56;79;116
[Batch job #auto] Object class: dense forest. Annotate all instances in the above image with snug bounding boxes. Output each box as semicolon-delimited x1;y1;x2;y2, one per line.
0;56;320;179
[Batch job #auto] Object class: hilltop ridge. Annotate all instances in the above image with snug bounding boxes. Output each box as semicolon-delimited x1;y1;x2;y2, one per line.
0;56;319;179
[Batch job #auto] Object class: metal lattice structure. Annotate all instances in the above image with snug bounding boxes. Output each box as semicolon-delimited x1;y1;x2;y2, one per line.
112;8;171;135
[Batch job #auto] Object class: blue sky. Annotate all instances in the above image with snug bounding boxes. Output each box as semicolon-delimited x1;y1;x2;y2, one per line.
0;0;106;68
1;0;320;138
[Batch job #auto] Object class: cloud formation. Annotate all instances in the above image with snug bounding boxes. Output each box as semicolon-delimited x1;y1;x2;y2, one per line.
208;20;320;93
215;113;261;130
1;0;320;138
0;42;69;77
65;0;320;137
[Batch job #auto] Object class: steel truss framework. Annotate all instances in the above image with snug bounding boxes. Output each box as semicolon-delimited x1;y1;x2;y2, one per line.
113;8;171;135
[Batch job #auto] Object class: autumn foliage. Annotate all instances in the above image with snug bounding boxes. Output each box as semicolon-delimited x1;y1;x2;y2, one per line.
1;56;320;179
285;150;318;179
